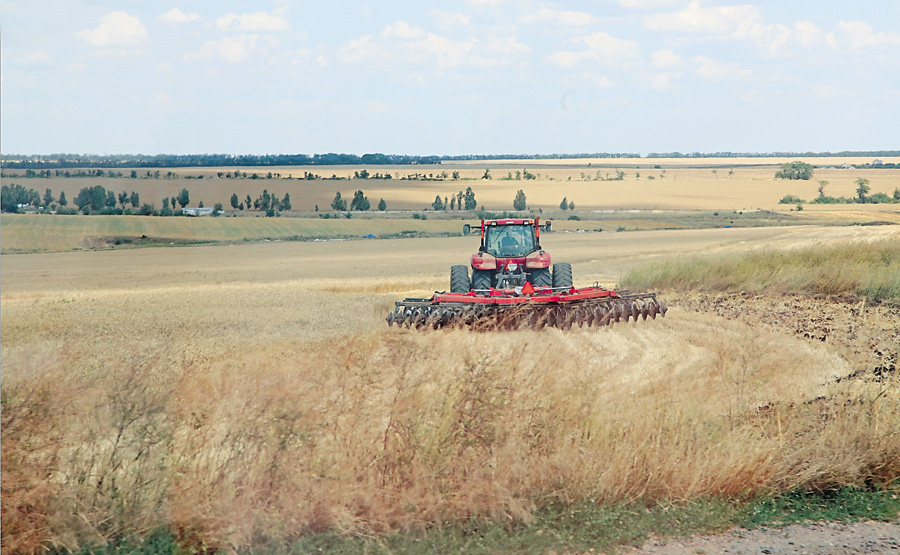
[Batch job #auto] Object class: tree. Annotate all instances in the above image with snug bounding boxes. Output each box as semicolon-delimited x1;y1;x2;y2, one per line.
331;191;347;211
74;185;107;211
378;198;387;211
855;177;871;202
177;188;190;208
775;161;813;180
452;171;460;180
432;195;444;211
213;202;224;216
230;193;239;211
513;189;527;211
463;187;477;210
482;169;491;180
198;200;204;208
2;184;38;212
105;190;117;208
162;197;170;209
560;197;568;210
58;191;67;206
245;194;253;209
568;200;574;210
118;191;129;208
457;191;463;210
130;170;137;178
817;180;829;197
449;195;456;210
281;193;291;211
130;191;140;208
43;188;54;206
350;190;369;211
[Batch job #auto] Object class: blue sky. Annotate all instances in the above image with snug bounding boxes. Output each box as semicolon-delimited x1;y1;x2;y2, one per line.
2;1;898;156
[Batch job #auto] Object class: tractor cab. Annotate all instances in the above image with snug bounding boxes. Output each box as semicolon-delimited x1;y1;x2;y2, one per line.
482;220;539;257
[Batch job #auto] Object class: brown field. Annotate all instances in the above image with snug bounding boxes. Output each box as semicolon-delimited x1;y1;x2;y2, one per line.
5;159;899;213
2;222;899;551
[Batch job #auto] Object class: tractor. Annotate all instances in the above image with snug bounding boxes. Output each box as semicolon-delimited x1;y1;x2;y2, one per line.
451;218;572;292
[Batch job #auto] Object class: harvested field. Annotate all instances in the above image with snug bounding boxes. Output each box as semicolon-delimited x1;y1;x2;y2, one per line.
2;224;899;552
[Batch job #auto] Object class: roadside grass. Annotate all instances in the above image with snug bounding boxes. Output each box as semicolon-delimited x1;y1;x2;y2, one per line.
57;488;900;554
619;238;900;302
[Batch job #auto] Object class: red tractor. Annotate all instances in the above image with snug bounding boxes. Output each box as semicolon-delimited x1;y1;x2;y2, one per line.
450;218;572;292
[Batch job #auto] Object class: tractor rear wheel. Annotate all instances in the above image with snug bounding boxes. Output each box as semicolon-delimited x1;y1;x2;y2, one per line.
529;267;551;287
450;265;470;293
472;269;493;290
552;263;573;289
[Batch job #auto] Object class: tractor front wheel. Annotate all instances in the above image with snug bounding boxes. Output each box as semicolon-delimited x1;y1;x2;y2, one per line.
552;263;573;289
472;269;493;290
529;267;551;287
450;265;470;293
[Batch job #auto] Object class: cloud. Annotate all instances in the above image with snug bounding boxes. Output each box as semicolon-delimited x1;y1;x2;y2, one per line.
159;8;199;24
650;48;683;68
692;55;752;81
381;21;426;40
521;8;593;26
652;72;679;90
837;20;900;50
643;1;760;36
216;11;288;32
547;32;639;68
430;9;470;26
77;11;147;47
619;0;678;8
185;35;260;63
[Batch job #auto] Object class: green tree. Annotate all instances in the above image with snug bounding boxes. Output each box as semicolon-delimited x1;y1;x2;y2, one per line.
513;189;527;211
245;194;253;209
482;169;491;180
118;191;129;208
281;193;291;211
331;191;347;211
213;202;224;216
130;191;140;208
463;187;477;210
58;191;67;206
1;184;37;212
855;177;870;202
162;197;170;210
560;197;568;210
74;185;107;211
230;193;239;211
817;180;829;197
177;188;190;208
43;188;54;206
130;170;137;178
432;195;444;210
568;200;575;210
105;190;117;208
452;171;460;180
378;198;387;211
350;190;370;211
775;161;813;180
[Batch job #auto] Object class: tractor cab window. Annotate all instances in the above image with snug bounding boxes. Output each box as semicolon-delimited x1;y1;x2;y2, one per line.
485;224;535;257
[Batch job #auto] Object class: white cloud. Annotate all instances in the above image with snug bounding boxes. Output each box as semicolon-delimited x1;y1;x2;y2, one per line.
159;8;199;24
521;8;593;26
22;51;49;64
430;9;470;26
652;72;679;90
643;1;760;36
693;55;752;81
153;92;174;109
484;36;530;56
381;21;426;40
365;100;392;113
77;11;147;47
650;48;683;68
185;35;260;63
619;0;678;8
547;32;639;68
216;11;288;32
838;20;900;50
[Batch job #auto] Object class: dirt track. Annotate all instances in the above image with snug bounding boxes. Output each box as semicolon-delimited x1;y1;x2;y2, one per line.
622;519;900;554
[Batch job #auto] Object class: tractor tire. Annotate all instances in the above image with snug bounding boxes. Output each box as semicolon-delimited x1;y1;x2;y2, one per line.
450;265;470;293
529;267;551;287
552;262;573;289
472;269;493;290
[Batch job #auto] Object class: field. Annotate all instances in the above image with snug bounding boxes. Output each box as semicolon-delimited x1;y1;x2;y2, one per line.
3;199;900;553
4;158;900;215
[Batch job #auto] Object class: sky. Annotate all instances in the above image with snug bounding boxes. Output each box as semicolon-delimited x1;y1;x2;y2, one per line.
2;1;898;156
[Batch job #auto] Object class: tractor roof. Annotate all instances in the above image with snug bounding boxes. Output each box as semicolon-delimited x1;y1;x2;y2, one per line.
484;219;535;226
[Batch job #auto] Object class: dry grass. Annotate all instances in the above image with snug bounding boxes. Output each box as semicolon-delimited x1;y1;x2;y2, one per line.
2;226;899;552
9;163;900;213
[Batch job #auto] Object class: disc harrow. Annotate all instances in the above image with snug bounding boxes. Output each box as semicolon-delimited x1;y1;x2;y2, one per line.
386;285;666;331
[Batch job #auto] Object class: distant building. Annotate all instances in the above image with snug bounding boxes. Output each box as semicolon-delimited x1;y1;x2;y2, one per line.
182;207;214;216
873;159;884;166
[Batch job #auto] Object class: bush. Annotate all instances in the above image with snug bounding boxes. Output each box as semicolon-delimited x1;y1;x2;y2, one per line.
55;207;79;215
778;194;805;204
